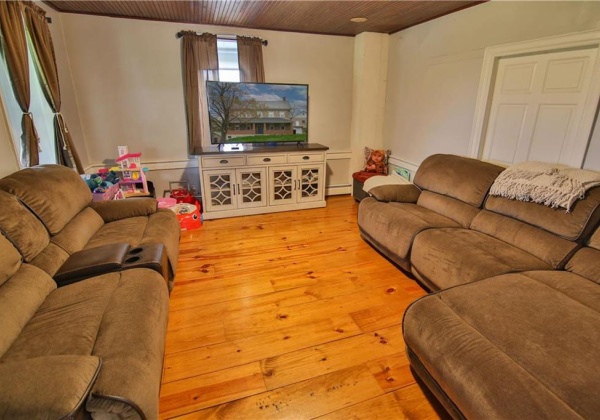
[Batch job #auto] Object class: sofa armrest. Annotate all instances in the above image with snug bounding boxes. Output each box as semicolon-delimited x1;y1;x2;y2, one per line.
0;355;101;418
90;198;157;223
369;184;421;203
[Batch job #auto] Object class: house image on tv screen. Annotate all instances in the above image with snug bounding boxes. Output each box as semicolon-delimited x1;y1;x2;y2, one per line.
207;81;308;144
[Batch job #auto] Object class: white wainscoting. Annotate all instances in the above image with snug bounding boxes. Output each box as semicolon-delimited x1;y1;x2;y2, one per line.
388;155;420;180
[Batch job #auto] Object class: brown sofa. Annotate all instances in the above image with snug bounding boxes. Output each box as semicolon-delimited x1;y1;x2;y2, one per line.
358;154;600;418
0;165;180;419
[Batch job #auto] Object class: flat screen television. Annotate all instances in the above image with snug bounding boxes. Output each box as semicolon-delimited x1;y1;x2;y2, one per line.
206;81;308;145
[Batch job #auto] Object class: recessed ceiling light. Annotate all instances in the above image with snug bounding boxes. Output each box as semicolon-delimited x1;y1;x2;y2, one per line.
350;17;368;23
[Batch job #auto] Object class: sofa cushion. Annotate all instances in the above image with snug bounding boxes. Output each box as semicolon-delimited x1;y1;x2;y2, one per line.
140;209;182;276
566;226;600;284
369;184;421;203
411;228;551;290
416;191;480;228
484;186;600;241
86;269;169;420
0;190;49;261
30;242;71;277
403;271;600;419
90;197;157;223
0;233;22;287
0;165;92;235
1;274;121;360
413;154;503;207
358;198;460;268
0;264;56;358
470;210;578;269
51;207;104;255
2;269;168;419
588;224;600;250
85;216;149;250
0;355;101;419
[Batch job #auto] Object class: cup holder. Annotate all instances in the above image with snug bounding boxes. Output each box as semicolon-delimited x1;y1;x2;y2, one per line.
125;256;142;264
129;247;144;255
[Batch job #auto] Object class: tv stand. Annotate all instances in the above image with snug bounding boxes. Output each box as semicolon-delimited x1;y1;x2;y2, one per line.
196;143;328;220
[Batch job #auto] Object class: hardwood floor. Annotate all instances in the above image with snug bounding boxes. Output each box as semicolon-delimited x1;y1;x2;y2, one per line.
160;195;443;419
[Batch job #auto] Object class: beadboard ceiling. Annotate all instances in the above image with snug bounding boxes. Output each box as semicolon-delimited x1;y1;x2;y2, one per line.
43;1;487;36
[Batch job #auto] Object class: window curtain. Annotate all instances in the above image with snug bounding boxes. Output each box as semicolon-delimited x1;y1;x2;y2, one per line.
0;0;39;166
237;36;265;83
23;2;84;174
181;31;217;153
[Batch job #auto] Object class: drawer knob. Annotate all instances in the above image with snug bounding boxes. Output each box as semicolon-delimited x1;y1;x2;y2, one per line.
263;157;271;162
219;159;229;164
302;156;310;160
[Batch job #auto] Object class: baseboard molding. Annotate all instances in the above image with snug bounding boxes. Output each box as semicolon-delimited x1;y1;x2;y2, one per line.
326;185;352;196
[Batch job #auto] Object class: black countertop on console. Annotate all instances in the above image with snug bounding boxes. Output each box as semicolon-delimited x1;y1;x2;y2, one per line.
192;143;329;156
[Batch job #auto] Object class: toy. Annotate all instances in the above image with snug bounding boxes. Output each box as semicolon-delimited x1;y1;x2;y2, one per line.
363;148;389;175
113;146;150;197
81;170;121;201
170;203;202;231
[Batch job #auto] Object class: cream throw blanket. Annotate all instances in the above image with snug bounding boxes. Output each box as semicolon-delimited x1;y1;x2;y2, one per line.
489;161;600;212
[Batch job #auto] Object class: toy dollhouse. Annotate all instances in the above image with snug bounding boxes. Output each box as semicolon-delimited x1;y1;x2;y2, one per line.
113;146;150;197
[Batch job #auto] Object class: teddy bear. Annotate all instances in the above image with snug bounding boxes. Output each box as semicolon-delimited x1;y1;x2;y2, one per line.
364;149;388;175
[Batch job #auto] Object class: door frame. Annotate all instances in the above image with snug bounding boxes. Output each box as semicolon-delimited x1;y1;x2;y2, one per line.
468;29;600;167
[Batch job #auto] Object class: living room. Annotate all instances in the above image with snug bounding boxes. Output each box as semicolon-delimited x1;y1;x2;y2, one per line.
1;0;600;418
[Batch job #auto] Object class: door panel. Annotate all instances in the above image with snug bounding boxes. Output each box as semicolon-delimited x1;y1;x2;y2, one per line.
482;47;597;166
528;105;575;163
486;104;529;165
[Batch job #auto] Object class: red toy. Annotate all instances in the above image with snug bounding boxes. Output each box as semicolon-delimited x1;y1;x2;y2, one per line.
171;203;202;231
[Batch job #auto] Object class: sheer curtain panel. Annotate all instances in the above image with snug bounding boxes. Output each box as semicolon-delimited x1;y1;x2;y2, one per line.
23;2;83;173
0;0;39;166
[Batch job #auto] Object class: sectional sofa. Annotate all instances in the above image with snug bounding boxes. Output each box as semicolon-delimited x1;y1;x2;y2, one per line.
358;154;600;418
0;165;180;419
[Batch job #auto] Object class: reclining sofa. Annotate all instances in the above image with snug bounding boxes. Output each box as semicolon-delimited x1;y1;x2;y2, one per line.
0;165;180;419
358;154;600;418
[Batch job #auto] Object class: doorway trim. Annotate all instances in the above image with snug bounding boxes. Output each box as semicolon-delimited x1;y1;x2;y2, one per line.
468;29;600;166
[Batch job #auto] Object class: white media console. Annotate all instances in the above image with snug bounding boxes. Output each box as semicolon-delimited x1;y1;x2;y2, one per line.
196;144;329;220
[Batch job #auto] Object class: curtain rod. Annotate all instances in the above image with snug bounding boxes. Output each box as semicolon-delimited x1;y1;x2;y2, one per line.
175;31;268;46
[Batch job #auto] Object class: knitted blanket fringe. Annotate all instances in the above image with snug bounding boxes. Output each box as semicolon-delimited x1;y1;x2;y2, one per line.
489;161;600;212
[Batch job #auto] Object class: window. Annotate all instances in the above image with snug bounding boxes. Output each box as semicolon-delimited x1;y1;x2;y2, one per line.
0;35;56;167
216;38;240;82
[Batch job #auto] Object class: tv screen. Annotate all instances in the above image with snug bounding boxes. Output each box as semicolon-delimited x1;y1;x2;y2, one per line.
206;81;308;144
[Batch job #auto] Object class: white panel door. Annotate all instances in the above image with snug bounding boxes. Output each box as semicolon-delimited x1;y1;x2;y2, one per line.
482;47;597;166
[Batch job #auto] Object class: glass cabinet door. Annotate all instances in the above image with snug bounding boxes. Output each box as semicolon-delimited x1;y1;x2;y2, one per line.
237;168;267;209
298;165;323;203
269;167;296;205
203;169;237;212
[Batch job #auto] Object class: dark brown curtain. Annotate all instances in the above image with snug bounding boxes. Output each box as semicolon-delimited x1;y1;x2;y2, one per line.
0;0;39;166
181;31;217;153
237;36;265;83
23;1;84;173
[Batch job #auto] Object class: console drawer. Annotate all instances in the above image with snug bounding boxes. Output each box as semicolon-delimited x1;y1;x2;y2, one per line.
247;154;287;165
288;152;324;163
201;155;246;168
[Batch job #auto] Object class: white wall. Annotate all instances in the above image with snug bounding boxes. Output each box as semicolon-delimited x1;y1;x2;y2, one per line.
350;32;389;173
56;14;354;195
384;0;600;171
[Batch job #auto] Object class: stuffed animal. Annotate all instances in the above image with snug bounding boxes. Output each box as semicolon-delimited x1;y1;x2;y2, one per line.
364;148;389;175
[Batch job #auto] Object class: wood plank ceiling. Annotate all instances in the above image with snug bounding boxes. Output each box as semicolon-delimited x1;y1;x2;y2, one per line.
43;1;487;37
